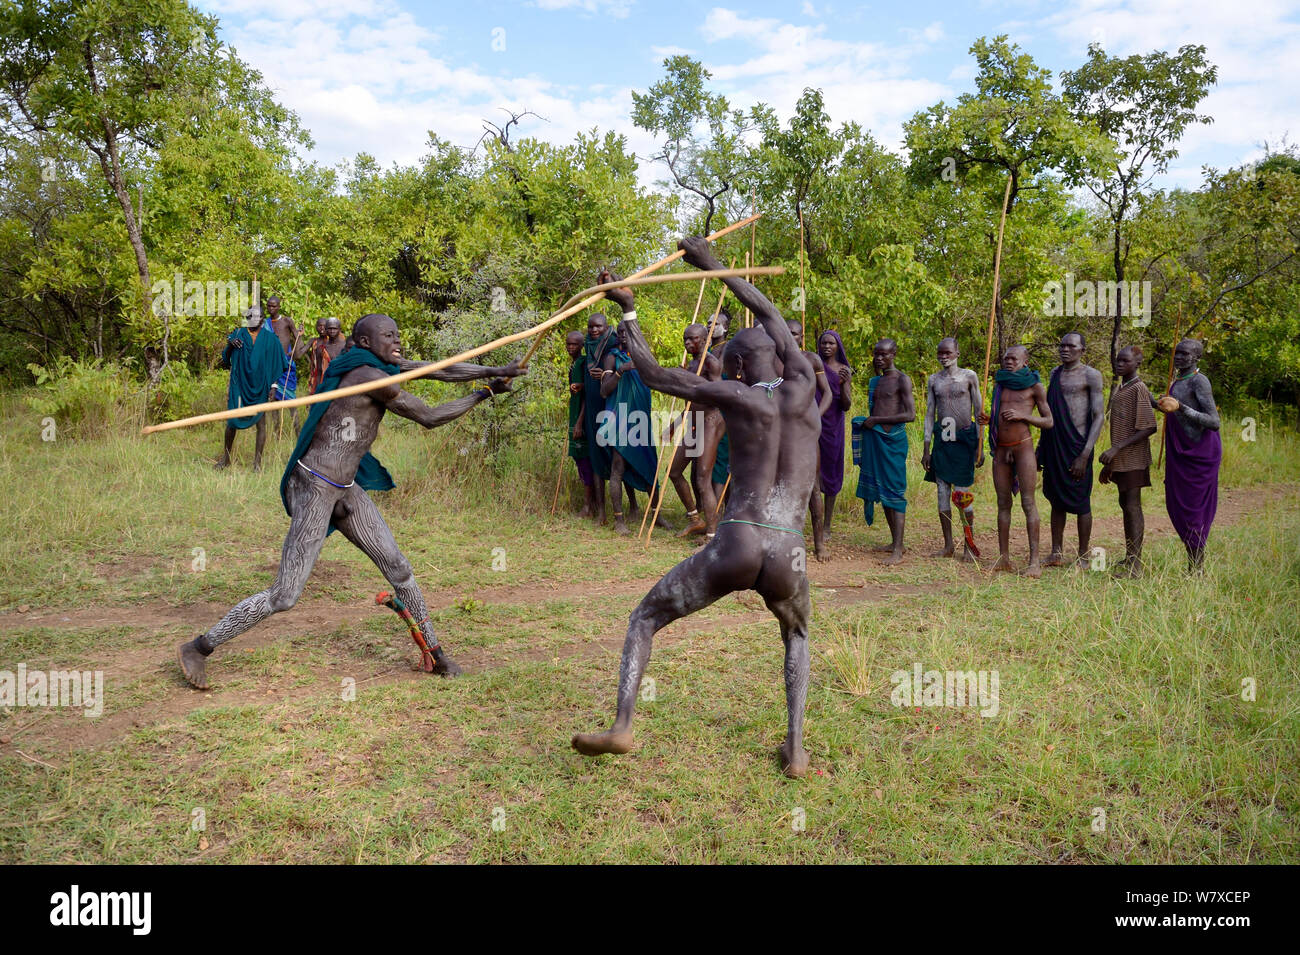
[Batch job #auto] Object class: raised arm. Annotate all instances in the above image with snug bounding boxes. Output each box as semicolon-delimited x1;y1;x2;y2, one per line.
601;276;743;410
676;237;807;378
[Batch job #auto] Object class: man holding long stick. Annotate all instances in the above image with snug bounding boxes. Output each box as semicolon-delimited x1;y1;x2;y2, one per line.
573;239;819;778
178;313;523;689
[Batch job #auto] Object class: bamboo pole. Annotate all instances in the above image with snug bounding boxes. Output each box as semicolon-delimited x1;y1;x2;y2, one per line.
643;287;730;547
638;279;708;541
518;213;762;369
980;173;1015;402
142;266;781;435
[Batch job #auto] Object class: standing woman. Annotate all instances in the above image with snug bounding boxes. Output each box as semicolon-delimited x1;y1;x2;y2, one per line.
1156;339;1222;570
816;329;853;538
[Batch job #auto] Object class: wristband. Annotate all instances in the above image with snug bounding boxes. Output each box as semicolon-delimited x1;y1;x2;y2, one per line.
621;309;637;322
476;387;492;400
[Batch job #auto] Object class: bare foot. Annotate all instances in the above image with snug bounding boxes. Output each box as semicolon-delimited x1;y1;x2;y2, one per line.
614;516;630;536
991;555;1014;573
177;639;209;690
928;546;956;558
654;513;672;530
960;546;978;563
1022;562;1043;578
780;740;809;778
251;458;262;473
1042;553;1065;568
1074;555;1092;570
572;727;633;756
871;544;894;553
814;546;828;563
882;550;904;566
431;647;462;677
214;455;230;471
1112;557;1142;578
676;518;707;538
578;504;593;518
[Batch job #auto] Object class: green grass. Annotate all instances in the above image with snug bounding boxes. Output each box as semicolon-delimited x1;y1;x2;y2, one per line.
0;389;1297;862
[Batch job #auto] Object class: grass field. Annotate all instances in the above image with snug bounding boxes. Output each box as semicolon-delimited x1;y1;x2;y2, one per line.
1;387;1298;863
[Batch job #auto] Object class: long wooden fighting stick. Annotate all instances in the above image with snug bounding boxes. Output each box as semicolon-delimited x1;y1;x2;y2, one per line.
549;441;567;516
642;286;730;547
141;264;781;435
637;277;709;541
980;174;1015;404
798;207;806;351
516;214;761;371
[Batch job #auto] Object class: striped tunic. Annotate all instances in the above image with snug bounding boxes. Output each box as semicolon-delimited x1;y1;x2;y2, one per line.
1108;377;1156;472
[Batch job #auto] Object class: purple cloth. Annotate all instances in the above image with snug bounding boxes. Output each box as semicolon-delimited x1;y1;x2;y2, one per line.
815;329;851;494
1164;415;1222;550
576;456;594;488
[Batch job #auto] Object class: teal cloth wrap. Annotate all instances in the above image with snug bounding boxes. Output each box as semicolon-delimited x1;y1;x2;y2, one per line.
280;348;400;533
224;326;287;429
600;350;659;493
852;376;909;525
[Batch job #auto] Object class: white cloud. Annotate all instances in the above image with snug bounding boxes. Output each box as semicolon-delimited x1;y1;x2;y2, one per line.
533;0;634;18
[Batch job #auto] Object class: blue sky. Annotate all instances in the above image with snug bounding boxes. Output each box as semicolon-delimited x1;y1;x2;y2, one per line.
197;0;1300;191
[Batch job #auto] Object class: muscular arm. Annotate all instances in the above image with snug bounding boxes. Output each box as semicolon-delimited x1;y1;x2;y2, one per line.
1081;368;1106;455
809;353;833;415
599;352;619;399
385;386;492;429
923;375;937;449
396;357;522;381
621;311;743;409
1031;385;1054;430
1177;375;1221;430
678;238;808;378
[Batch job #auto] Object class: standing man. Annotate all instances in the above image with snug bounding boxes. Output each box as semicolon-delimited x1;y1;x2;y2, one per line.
921;337;984;560
573;245;819;778
264;295;305;436
308;317;346;394
215;304;285;473
599;322;661;535
1098;346;1157;576
666;323;723;538
853;338;915;565
1156;339;1222;570
709;308;733;503
816;329;853;539
979;346;1053;577
1039;333;1104;568
582;309;618;525
566;329;598;518
788;318;833;561
178;314;524;689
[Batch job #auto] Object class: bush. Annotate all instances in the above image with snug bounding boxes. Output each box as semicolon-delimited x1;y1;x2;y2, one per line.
24;358;142;437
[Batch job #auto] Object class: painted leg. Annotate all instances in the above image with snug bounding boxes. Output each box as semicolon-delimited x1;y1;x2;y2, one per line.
573;544;736;757
180;474;334;688
763;579;812;778
334;486;461;676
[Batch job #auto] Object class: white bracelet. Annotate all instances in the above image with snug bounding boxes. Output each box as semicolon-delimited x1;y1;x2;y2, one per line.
622;310;637;322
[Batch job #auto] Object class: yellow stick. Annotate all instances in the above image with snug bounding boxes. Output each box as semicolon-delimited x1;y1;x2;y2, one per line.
714;473;731;516
643;286;729;548
980;174;1015;402
519;213;762;368
142;266;782;435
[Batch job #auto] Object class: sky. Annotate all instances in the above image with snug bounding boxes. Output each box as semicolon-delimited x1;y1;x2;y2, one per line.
196;0;1300;191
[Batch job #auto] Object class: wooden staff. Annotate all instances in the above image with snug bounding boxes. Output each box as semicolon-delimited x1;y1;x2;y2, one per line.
518;213;762;370
643;286;730;547
141;266;782;435
798;207;806;351
714;473;730;515
637;278;708;541
980;173;1015;402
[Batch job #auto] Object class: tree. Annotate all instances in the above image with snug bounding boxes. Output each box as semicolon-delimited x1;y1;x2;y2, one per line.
1062;43;1217;363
